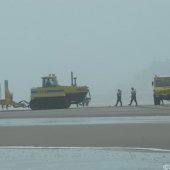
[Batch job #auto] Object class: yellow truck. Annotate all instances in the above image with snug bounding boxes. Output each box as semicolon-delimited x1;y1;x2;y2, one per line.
153;76;170;105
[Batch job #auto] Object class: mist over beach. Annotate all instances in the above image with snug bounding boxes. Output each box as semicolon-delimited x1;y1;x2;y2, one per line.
0;0;170;106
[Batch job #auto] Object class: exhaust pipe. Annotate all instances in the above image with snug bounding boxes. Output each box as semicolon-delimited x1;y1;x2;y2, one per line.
74;77;77;86
71;72;78;86
71;72;74;86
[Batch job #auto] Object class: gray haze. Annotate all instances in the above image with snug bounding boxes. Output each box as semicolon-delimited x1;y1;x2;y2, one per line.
0;0;170;106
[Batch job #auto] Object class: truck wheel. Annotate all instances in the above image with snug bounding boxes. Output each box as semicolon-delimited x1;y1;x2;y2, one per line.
154;96;160;105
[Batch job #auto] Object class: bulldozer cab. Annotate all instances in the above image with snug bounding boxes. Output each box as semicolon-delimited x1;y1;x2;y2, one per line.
42;74;59;87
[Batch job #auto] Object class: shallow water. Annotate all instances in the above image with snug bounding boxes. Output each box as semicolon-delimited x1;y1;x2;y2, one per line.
0;116;170;126
0;147;169;170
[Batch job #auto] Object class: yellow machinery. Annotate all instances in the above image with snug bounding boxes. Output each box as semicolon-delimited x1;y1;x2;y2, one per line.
0;80;29;109
152;76;170;105
30;72;91;110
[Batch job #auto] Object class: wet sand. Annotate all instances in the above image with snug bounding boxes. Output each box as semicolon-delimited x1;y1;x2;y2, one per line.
0;105;170;149
0;124;170;149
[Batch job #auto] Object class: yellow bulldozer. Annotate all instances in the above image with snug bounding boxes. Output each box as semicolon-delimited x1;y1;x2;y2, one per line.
30;72;91;110
0;72;91;110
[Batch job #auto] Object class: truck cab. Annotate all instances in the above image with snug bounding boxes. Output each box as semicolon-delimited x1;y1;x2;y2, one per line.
153;76;170;105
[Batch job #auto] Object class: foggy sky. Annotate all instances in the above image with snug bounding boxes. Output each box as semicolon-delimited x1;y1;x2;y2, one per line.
0;0;170;106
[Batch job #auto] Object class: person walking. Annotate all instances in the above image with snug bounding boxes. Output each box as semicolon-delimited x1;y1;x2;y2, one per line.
115;89;122;107
129;87;138;106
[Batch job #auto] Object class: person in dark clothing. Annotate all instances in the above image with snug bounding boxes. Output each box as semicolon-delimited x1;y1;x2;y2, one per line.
115;89;122;107
129;87;138;106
